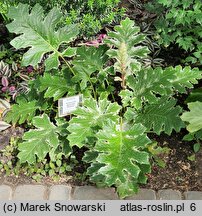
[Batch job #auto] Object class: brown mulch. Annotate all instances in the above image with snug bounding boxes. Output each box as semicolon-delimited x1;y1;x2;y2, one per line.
142;130;202;192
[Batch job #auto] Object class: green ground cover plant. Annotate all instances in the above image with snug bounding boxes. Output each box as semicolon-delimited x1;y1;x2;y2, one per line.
0;1;202;198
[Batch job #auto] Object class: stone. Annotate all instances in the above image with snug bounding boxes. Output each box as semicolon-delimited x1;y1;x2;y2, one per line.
73;186;119;200
49;185;72;200
13;185;46;200
0;185;12;200
125;189;156;200
184;191;202;200
158;189;182;200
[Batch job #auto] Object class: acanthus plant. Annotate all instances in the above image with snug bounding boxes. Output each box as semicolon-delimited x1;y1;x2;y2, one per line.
4;3;202;198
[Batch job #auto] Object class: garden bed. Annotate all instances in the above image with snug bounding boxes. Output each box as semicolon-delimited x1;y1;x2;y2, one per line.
1;0;202;199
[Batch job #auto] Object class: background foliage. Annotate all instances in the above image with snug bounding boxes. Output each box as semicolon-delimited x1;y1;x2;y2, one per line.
0;0;125;37
146;0;202;65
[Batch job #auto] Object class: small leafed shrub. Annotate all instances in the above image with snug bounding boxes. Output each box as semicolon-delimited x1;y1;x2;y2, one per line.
64;0;125;37
0;0;67;19
1;0;125;37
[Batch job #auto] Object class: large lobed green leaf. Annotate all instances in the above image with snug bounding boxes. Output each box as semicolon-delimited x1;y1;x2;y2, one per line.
38;71;76;101
134;97;185;135
181;101;202;133
5;98;40;124
6;3;79;70
72;46;108;90
126;67;175;106
18;114;63;164
67;97;121;148
125;66;202;107
170;66;202;93
86;121;151;198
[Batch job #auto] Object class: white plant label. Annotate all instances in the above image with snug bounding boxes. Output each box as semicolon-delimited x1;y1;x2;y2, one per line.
58;95;82;117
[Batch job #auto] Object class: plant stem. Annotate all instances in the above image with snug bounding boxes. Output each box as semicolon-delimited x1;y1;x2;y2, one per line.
89;78;97;100
59;53;96;99
120;116;123;131
105;79;116;102
121;73;126;89
59;55;76;76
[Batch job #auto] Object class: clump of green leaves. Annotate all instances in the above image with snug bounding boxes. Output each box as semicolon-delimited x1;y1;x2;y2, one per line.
64;0;125;37
5;4;202;198
180;88;202;154
181;101;202;153
0;137;19;175
0;0;67;21
0;136;74;181
146;0;202;65
6;3;79;71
